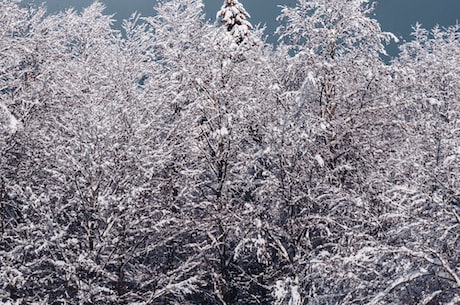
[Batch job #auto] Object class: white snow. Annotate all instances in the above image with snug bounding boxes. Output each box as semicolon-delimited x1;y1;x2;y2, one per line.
273;277;302;305
8;113;19;133
1;102;19;134
315;153;325;167
289;284;301;305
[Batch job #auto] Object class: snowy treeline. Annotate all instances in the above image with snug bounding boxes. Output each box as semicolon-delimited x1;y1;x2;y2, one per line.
0;0;459;304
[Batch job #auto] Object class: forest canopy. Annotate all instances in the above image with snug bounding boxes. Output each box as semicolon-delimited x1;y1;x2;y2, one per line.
1;0;459;304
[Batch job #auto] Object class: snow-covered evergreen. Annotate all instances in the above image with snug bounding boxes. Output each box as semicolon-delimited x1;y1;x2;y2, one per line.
217;0;252;43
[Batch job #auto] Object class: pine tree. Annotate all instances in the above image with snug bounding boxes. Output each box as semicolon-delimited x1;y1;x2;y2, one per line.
217;0;252;44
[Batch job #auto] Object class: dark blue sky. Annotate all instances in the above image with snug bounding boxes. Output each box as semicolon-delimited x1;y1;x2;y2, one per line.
39;0;460;55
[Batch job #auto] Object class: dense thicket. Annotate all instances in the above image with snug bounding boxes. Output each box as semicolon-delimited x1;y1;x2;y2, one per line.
1;0;459;304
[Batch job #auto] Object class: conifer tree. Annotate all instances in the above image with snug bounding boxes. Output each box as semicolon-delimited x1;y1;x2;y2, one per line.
217;0;252;43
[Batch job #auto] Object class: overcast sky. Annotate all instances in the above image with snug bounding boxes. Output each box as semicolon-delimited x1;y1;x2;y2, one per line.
40;0;460;55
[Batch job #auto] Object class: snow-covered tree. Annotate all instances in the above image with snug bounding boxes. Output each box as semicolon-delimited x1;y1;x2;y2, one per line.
145;1;279;303
1;2;203;303
274;0;396;186
217;0;252;44
254;1;442;304
277;0;396;105
2;0;458;304
373;24;460;304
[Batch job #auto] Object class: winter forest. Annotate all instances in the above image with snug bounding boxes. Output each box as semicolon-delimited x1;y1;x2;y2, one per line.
0;0;459;303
